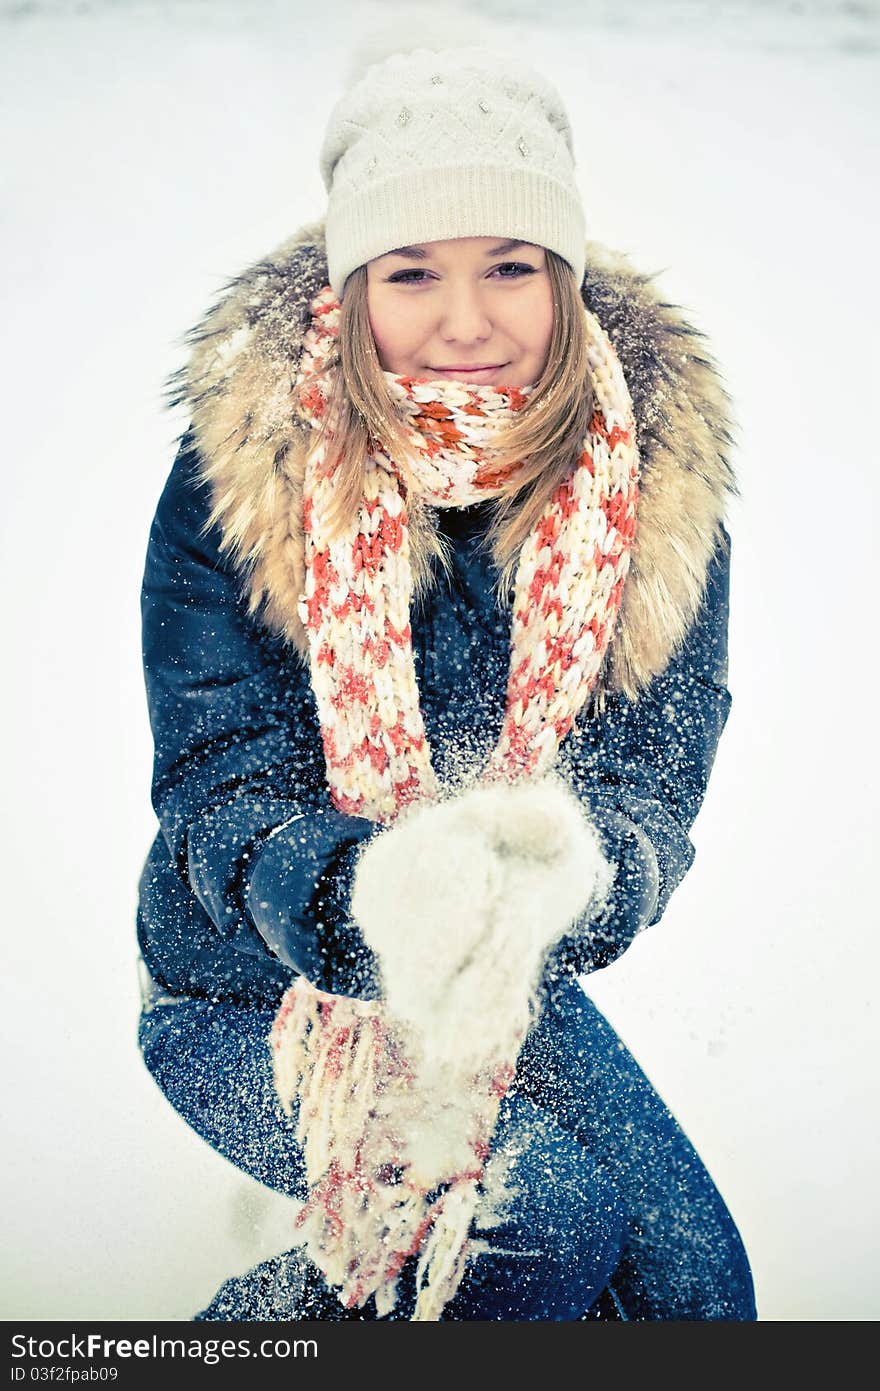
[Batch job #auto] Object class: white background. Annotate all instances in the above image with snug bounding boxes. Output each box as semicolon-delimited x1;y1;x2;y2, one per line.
2;0;878;1321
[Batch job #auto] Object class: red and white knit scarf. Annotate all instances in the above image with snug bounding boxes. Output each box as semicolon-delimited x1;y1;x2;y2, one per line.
269;285;639;1319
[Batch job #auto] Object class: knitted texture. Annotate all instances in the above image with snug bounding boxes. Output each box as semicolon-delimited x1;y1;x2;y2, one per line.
271;983;517;1319
268;284;640;1319
320;45;587;295
296;285;639;821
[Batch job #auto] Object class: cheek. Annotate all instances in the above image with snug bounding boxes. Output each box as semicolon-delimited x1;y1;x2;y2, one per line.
529;282;556;359
367;290;422;367
367;302;392;358
503;280;555;364
367;304;390;362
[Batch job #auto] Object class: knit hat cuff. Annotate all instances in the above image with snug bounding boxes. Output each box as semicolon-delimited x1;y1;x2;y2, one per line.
325;165;587;297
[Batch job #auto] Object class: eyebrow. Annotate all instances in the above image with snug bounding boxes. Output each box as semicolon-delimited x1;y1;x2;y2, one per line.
383;239;534;260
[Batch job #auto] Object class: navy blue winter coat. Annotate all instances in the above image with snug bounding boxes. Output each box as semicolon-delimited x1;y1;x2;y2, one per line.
136;425;732;1010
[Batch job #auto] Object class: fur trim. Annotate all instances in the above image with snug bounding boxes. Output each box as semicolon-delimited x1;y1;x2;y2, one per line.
163;219;737;706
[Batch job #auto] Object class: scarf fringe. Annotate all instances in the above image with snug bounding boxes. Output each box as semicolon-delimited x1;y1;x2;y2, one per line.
270;979;514;1319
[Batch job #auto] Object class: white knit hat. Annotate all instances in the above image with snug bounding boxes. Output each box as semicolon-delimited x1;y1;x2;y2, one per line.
319;42;587;298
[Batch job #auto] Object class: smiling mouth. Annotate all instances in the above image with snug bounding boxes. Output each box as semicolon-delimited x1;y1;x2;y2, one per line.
430;364;507;372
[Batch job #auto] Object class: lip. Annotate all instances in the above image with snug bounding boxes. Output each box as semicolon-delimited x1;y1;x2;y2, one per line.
429;364;508;377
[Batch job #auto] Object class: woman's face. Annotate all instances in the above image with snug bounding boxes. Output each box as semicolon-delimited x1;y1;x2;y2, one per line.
364;236;554;387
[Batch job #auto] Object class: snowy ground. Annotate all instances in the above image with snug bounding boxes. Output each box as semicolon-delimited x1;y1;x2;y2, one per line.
2;0;878;1323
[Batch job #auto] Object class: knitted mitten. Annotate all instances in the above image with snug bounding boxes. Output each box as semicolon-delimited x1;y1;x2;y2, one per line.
350;775;613;1069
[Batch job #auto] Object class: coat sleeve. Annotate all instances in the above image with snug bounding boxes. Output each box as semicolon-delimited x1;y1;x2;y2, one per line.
545;524;733;980
141;430;381;997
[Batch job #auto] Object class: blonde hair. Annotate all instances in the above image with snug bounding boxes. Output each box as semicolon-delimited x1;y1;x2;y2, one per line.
306;248;594;603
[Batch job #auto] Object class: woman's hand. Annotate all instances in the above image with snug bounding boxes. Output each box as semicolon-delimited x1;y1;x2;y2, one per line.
350;776;612;1066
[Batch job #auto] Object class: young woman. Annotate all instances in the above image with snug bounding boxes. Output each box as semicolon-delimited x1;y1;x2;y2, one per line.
136;42;756;1322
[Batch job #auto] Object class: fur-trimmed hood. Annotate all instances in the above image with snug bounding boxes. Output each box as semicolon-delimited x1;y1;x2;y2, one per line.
164;218;737;705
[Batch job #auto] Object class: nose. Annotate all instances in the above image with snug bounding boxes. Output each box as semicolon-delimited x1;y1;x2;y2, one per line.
438;284;493;346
